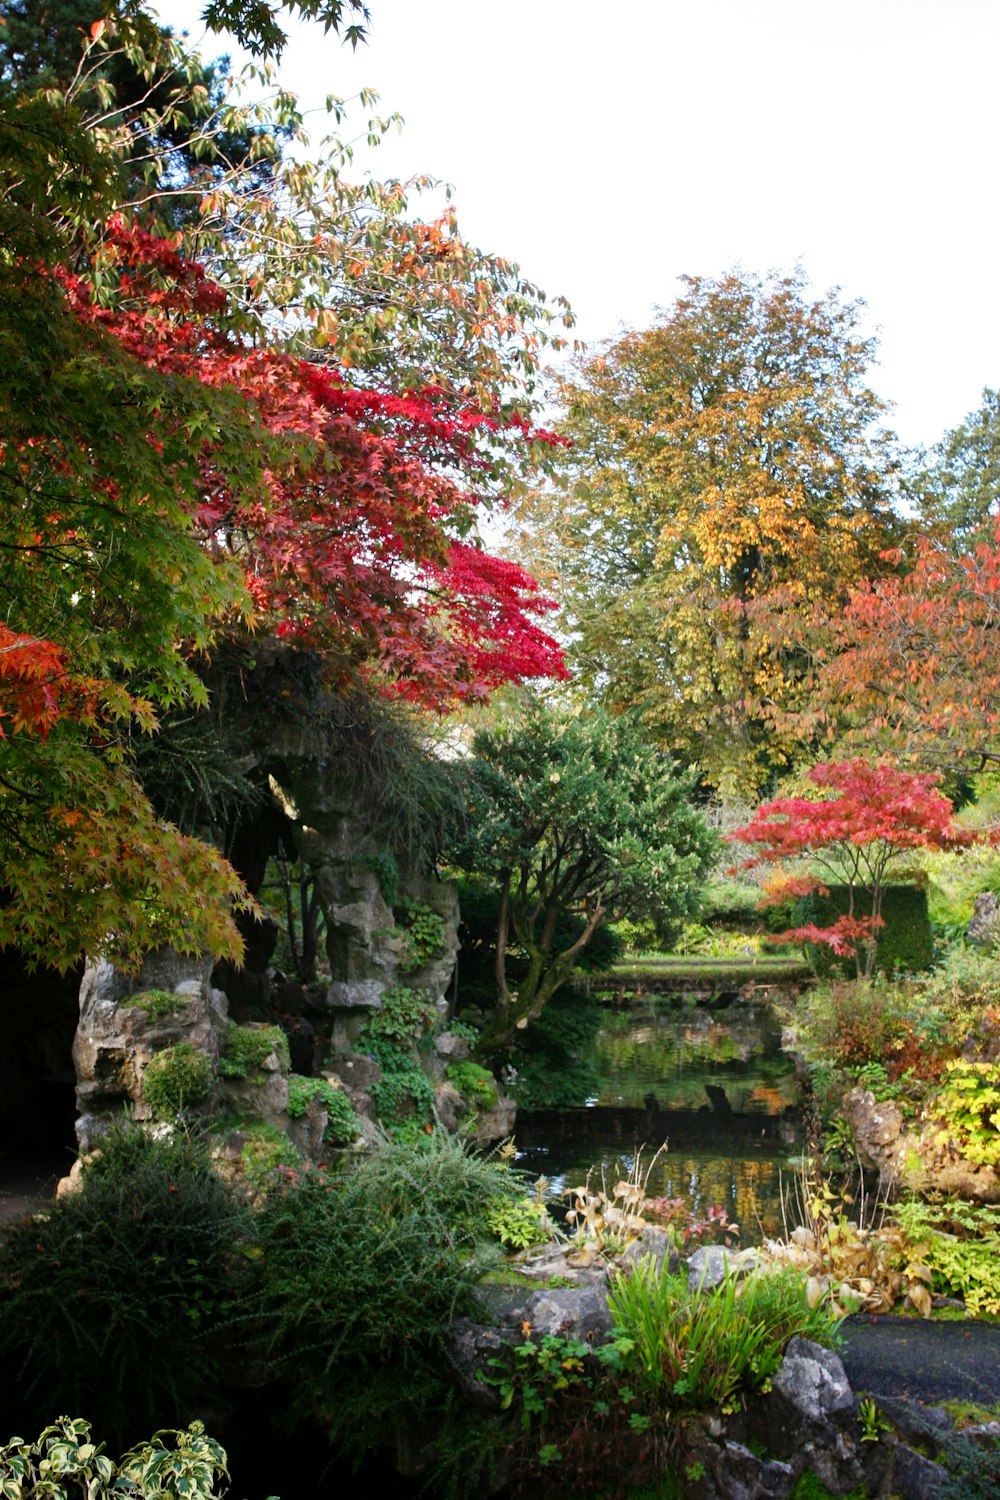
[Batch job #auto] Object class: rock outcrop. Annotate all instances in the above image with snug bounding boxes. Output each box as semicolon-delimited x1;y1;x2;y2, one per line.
73;948;229;1150
845;1085;1000;1202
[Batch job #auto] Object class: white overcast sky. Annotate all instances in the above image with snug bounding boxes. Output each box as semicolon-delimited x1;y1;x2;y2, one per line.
159;0;1000;448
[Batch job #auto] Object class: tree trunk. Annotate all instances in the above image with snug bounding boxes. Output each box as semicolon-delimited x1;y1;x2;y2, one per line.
475;956;572;1056
476;901;606;1056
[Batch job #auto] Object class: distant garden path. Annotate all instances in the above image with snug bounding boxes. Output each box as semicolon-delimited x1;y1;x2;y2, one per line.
843;1314;1000;1404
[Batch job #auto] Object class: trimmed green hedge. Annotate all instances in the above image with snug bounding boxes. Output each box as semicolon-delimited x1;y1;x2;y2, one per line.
795;883;933;975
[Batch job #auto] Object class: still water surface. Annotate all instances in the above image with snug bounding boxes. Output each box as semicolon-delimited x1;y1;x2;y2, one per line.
514;996;804;1243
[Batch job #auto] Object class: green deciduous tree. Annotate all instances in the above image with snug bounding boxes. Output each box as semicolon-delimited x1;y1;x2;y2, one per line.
449;704;716;1050
909;387;1000;549
524;268;903;797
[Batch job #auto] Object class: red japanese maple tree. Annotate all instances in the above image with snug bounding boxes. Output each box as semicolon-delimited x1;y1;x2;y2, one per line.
730;760;975;978
63;215;567;710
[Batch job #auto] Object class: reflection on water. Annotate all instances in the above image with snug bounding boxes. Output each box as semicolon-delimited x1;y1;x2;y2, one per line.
515;996;803;1243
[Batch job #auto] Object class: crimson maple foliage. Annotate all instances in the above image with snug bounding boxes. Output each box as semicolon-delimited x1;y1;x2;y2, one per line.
63;214;566;710
0;627;81;739
730;760;974;977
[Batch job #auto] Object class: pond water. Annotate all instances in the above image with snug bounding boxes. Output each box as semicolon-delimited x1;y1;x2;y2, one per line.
514;996;805;1243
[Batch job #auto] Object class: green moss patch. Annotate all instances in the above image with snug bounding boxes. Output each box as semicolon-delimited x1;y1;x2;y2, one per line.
143;1042;213;1119
286;1074;360;1145
120;989;190;1018
218;1023;290;1079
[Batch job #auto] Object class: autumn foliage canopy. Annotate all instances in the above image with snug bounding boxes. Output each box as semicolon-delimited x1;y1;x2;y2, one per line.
61;214;566;711
0;20;570;970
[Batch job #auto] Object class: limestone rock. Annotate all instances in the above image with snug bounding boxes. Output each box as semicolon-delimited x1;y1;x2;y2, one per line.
772;1337;855;1424
710;1441;795;1500
73;950;227;1149
890;1443;948;1499
618;1224;682;1278
687;1244;759;1292
845;1085;1000;1201
55;1154;88;1198
878;1396;953;1452
461;1092;517;1146
968;890;1000;946
448;1320;511;1409
285;1093;330;1160
433;1080;466;1132
521;1285;613;1342
515;1242;609;1290
434;1030;471;1060
331;1054;381;1119
844;1086;907;1179
218;1069;289;1125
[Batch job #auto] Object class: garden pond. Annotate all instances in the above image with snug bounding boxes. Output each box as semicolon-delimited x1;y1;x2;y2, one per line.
513;994;805;1242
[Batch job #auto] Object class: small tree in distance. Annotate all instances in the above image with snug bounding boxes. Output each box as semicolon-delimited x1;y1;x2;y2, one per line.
450;704;717;1053
729;760;978;979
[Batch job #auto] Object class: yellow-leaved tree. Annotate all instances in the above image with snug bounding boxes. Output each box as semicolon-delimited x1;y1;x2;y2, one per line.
526;269;906;797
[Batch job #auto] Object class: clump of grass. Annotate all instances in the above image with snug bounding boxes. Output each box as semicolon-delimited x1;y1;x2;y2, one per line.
607;1261;842;1413
252;1130;519;1463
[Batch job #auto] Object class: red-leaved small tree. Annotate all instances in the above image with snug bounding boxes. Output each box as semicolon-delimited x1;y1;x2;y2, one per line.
729;760;976;978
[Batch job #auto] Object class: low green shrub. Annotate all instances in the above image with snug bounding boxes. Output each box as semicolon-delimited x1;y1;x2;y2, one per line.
399;902;446;972
285;1074;360;1145
143;1042;214;1119
363;984;437;1045
932;1060;1000;1167
359;987;440;1135
790;1474;868;1500
796;977;911;1070
367;1043;436;1136
0;1417;230;1500
447;1018;481;1046
486;1195;551;1250
0;1126;252;1445
920;946;1000;1009
895;1199;1000;1315
217;1023;290;1079
253;1132;515;1463
236;1120;302;1185
938;1423;1000;1500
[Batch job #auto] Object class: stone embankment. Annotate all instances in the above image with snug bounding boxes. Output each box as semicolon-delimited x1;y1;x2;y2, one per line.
450;1237;994;1499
